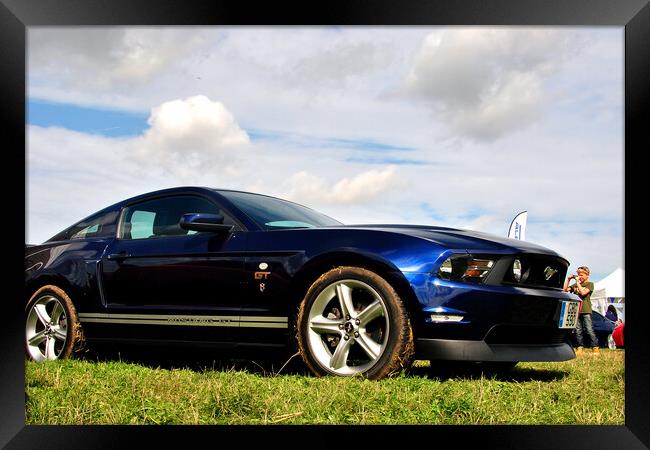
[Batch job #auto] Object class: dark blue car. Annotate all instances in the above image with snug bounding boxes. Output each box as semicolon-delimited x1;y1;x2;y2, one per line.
25;187;581;379
570;311;618;349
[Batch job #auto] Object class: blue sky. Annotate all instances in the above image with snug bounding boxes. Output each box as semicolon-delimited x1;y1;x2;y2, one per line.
28;100;148;137
26;27;623;282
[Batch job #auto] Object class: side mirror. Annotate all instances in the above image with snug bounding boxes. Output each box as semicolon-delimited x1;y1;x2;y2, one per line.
179;213;234;233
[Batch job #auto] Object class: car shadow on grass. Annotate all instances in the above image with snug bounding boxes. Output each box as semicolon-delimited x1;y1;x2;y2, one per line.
407;362;569;382
79;344;312;377
80;345;568;382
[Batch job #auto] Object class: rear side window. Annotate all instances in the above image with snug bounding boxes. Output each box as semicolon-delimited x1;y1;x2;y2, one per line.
119;195;239;240
48;210;120;242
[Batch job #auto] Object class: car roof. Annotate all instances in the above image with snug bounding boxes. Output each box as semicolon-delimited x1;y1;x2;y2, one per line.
116;186;216;206
116;186;298;207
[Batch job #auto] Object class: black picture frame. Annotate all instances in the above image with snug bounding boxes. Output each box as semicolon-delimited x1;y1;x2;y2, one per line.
2;0;647;447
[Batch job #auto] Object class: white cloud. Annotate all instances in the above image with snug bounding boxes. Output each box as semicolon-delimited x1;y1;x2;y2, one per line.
449;71;544;141
404;28;576;141
130;95;250;176
29;28;210;89
145;96;249;147
283;166;400;204
284;41;397;89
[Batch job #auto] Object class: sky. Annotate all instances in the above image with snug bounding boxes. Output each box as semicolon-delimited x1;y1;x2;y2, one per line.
26;27;624;282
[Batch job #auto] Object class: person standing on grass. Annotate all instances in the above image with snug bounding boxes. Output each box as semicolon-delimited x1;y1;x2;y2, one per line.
564;266;598;354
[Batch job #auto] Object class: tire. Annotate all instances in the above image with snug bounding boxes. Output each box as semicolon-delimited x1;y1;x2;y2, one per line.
25;285;82;362
607;333;616;350
296;266;414;380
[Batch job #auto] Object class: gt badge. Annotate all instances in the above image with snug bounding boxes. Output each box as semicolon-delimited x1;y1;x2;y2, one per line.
254;271;271;280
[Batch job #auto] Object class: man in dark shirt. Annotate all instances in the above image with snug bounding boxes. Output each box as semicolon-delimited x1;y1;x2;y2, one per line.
564;265;598;354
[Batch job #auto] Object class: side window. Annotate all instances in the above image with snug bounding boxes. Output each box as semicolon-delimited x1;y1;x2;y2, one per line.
64;210;119;241
119;195;239;240
129;211;156;240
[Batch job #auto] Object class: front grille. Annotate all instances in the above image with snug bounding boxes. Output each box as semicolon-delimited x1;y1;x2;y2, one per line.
485;325;570;345
494;254;568;289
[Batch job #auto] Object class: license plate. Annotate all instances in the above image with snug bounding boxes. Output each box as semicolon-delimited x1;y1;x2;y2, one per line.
558;300;580;329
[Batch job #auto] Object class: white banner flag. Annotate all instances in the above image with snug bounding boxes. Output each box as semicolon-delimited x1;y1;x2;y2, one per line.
508;211;528;240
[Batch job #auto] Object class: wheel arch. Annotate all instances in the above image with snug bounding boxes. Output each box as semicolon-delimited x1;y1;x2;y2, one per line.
25;274;80;305
289;251;423;326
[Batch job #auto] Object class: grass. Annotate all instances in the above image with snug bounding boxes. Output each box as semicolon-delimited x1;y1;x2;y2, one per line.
25;350;624;425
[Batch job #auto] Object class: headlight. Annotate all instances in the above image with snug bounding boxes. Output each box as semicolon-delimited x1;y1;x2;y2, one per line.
437;255;495;283
439;258;453;275
512;258;522;282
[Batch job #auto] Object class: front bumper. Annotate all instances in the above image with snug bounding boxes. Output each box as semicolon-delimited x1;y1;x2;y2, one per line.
416;338;575;362
403;271;581;341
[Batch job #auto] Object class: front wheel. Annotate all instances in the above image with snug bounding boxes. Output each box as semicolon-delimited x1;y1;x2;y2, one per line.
296;267;414;380
25;285;82;361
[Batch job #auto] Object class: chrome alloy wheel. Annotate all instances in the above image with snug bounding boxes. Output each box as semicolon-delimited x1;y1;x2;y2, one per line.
26;295;68;361
306;279;389;376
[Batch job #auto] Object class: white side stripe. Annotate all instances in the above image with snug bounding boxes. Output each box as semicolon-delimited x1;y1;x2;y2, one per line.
78;313;288;329
239;322;287;329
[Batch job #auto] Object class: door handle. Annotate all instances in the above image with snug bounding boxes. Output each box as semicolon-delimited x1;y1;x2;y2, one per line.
107;251;130;261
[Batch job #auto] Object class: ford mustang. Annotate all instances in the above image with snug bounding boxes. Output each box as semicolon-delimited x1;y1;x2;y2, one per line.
25;187;581;379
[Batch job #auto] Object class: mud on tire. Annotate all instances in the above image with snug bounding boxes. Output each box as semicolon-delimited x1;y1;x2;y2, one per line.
25;285;83;361
296;266;414;380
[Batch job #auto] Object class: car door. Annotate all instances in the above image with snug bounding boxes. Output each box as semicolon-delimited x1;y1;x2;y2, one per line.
97;193;248;345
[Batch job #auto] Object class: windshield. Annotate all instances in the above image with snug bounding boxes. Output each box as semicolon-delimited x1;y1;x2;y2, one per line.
218;191;343;230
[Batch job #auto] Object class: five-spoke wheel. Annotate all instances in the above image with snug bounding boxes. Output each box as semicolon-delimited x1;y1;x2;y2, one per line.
297;267;413;379
25;285;80;361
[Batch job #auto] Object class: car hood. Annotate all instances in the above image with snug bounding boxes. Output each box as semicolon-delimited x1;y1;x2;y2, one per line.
343;224;564;258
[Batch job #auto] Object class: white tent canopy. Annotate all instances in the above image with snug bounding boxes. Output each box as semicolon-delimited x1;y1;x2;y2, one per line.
591;267;625;318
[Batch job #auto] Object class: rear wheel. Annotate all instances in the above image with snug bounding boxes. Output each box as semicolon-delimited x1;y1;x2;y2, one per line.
25;285;81;361
296;267;414;380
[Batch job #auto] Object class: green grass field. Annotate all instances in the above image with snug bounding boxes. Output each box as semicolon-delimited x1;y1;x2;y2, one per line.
25;350;624;425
